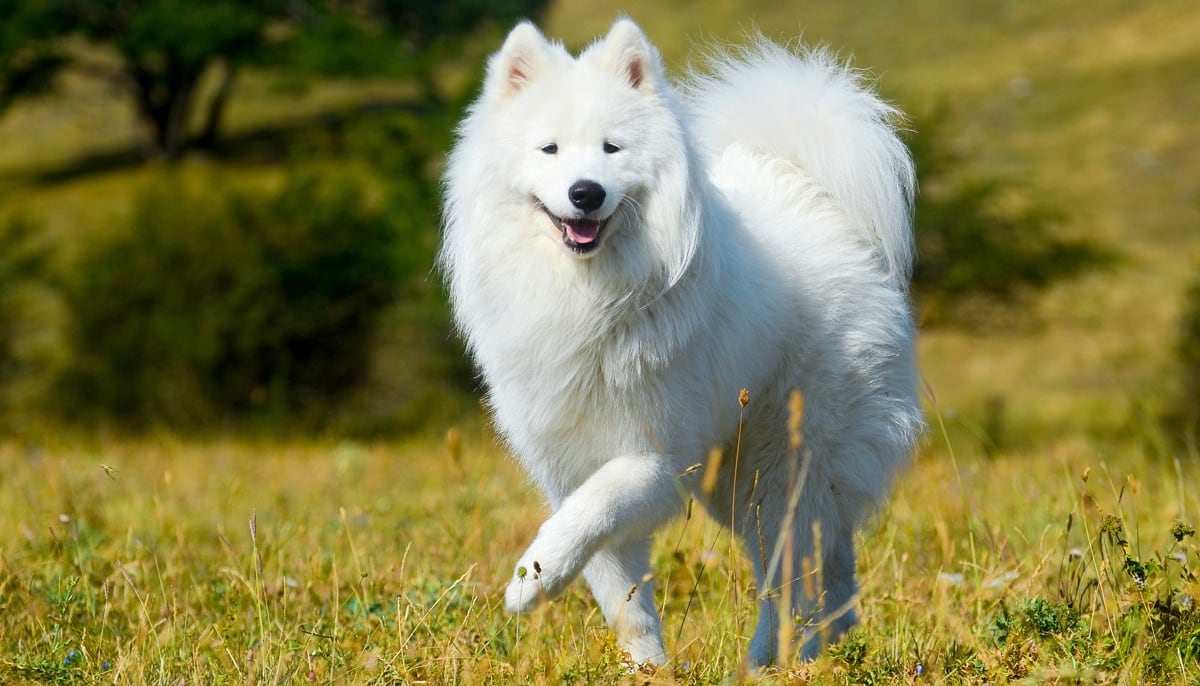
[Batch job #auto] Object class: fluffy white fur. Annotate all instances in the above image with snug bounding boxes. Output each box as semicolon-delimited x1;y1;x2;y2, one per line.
440;18;923;667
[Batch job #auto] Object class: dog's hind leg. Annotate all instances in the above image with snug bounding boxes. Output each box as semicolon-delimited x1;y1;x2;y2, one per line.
740;472;859;667
584;536;667;665
799;531;859;660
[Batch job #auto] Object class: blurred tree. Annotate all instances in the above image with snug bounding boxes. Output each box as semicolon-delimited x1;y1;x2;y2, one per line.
84;0;269;158
355;0;554;102
0;0;549;160
0;0;68;111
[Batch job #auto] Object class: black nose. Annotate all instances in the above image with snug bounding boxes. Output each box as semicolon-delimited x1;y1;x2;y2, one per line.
568;180;606;212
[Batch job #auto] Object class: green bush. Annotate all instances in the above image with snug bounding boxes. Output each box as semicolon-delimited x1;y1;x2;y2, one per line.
1180;273;1200;448
320;109;477;434
0;219;46;380
0;217;61;424
909;110;1117;326
57;172;408;427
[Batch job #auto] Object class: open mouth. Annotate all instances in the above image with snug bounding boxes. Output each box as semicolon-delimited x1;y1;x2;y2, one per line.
539;203;609;255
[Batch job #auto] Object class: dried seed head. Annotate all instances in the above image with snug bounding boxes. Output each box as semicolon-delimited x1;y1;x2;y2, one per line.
446;427;462;465
801;557;816;601
1100;514;1128;548
1126;474;1141;495
1100;514;1122;535
701;447;723;496
738;388;750;407
788;390;805;451
1171;519;1195;542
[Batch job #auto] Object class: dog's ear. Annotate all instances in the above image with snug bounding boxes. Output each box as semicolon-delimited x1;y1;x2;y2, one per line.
487;22;549;98
601;18;663;92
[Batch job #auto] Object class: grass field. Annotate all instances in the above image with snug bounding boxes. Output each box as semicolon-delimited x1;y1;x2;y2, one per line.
1;423;1196;683
2;0;1200;683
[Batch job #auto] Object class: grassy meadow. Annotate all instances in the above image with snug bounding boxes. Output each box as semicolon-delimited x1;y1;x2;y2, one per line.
2;426;1198;684
3;0;1200;683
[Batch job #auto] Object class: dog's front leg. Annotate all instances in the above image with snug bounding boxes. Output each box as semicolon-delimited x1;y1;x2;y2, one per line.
505;454;682;615
584;537;668;665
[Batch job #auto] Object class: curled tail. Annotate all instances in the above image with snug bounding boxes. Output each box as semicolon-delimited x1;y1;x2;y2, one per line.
685;39;916;286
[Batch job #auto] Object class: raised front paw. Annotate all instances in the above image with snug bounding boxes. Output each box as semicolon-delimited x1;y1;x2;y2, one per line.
504;559;550;613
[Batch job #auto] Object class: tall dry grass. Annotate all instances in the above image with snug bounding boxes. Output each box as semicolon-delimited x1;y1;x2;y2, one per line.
1;410;1195;683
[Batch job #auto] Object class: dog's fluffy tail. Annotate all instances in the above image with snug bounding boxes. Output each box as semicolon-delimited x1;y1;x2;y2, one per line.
685;39;916;285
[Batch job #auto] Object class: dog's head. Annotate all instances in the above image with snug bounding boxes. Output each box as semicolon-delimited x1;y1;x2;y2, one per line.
476;19;687;261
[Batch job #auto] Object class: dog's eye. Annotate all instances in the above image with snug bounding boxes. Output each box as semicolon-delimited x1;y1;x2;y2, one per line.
603;142;621;154
540;143;558;155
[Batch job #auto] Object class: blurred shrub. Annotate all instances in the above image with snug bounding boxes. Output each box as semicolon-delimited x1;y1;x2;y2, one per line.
0;219;47;376
1179;273;1200;448
909;109;1118;326
57;172;407;427
0;218;63;424
292;108;478;435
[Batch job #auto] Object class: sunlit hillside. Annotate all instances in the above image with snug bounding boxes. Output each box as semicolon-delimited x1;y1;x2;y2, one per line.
3;0;1197;447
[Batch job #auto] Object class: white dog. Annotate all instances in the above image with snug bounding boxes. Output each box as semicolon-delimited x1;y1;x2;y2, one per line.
440;18;922;667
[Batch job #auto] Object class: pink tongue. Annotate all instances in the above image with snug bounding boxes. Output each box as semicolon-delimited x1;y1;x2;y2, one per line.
564;219;600;244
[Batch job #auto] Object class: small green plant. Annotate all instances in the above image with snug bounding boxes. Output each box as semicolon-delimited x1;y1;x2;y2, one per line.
991;597;1082;644
1042;497;1200;681
829;629;869;668
7;574;88;685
